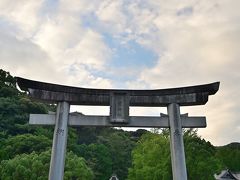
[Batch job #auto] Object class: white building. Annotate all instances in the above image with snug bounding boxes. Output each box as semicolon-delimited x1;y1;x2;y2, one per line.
109;174;119;180
214;169;240;180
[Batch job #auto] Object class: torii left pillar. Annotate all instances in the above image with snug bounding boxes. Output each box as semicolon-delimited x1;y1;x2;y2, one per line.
49;101;70;180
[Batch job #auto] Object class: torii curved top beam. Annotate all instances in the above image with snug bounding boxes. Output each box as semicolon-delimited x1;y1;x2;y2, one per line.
16;77;219;107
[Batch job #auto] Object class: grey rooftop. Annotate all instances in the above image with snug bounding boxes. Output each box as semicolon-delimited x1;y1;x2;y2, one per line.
16;77;219;107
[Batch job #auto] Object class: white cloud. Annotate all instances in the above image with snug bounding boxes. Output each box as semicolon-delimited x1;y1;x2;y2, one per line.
0;0;113;88
0;0;239;145
59;0;101;15
0;31;52;77
124;0;240;145
96;0;126;33
0;0;44;36
33;7;112;70
64;30;112;70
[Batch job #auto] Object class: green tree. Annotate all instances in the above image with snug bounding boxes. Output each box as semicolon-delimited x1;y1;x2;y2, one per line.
128;129;223;180
184;130;223;179
128;132;172;180
0;69;16;88
0;69;55;139
102;131;135;180
76;143;112;180
216;142;240;172
0;134;52;161
0;151;50;180
0;94;53;136
0;150;94;180
75;127;136;180
64;151;94;180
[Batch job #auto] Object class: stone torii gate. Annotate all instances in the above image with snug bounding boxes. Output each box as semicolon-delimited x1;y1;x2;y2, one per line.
16;77;219;180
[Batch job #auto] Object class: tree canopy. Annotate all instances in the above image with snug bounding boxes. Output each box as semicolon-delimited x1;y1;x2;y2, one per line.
128;129;225;180
0;150;94;180
128;132;172;180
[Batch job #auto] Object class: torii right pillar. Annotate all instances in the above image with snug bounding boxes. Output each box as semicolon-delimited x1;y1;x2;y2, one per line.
168;103;187;180
166;79;220;180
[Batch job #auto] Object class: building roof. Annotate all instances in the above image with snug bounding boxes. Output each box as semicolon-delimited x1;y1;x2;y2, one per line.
109;175;119;180
215;169;240;180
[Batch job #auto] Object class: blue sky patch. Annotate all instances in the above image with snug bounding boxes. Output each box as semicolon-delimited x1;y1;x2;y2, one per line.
40;0;59;16
177;6;193;16
89;33;158;87
103;33;157;68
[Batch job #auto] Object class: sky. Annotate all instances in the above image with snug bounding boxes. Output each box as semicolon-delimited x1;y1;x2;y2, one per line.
0;0;239;146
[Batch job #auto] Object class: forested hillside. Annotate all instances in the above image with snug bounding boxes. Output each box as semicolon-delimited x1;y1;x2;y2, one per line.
0;69;141;180
0;69;239;180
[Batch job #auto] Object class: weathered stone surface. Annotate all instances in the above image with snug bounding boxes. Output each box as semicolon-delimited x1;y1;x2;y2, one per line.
29;113;206;128
110;92;129;123
16;77;219;106
49;102;69;180
168;103;187;180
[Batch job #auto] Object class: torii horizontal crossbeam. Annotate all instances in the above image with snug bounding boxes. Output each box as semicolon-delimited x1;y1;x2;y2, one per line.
16;77;219;106
29;113;206;128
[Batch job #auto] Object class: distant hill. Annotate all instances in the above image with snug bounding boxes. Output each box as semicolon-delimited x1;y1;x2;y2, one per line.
215;142;240;172
216;142;240;149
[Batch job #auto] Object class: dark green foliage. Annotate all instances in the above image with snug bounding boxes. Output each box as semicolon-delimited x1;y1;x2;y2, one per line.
76;127;100;144
76;143;112;180
75;127;137;179
73;127;136;180
0;69;16;88
0;86;18;97
184;130;224;179
66;127;113;179
216;142;240;172
103;131;135;180
0;134;52;161
130;129;148;140
0;72;50;136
